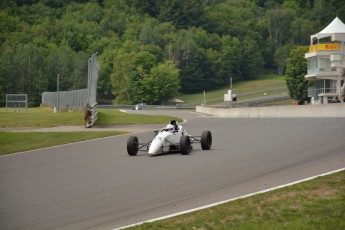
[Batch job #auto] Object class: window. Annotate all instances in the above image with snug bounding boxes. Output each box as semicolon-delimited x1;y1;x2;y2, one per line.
307;58;317;74
319;58;330;71
314;79;337;95
319;58;337;72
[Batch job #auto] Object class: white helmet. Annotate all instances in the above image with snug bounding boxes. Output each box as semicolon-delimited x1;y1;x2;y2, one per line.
165;124;174;132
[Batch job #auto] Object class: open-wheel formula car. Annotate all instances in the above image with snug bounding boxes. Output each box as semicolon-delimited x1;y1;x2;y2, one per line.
127;120;212;156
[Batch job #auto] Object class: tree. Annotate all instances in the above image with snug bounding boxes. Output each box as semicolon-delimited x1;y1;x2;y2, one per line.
1;0;343;106
203;0;259;38
110;49;135;104
219;36;240;82
285;46;310;101
238;35;264;79
290;18;314;45
274;43;296;75
261;37;276;69
139;61;180;104
265;7;296;48
155;0;206;28
126;51;157;103
97;47;117;103
0;49;6;106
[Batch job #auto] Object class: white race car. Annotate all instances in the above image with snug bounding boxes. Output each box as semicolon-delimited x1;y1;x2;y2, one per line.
127;120;212;156
132;104;142;110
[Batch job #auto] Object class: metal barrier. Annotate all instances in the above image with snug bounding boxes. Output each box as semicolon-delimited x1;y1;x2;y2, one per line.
85;103;98;128
41;89;88;110
6;94;28;112
42;52;100;128
86;53;100;127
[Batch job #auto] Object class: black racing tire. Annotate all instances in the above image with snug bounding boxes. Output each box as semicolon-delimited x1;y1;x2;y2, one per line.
180;135;191;155
127;136;139;156
201;130;212;150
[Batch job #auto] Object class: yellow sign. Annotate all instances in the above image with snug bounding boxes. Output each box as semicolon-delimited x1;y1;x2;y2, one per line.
309;43;340;52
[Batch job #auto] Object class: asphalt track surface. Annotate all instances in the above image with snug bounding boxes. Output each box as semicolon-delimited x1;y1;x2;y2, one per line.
1;110;344;230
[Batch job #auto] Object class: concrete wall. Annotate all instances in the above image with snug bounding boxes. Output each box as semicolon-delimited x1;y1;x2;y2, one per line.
196;104;345;118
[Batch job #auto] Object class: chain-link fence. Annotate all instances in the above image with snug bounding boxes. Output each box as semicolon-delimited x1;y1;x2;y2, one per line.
6;94;28;112
41;53;100;110
41;89;88;110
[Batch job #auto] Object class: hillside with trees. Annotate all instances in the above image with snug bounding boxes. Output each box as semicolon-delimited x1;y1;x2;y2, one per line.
0;0;344;106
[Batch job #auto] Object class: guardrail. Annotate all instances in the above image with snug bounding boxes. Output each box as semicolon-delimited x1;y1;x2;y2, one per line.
222;94;290;108
85;103;98;128
97;94;290;111
197;87;288;105
98;104;196;110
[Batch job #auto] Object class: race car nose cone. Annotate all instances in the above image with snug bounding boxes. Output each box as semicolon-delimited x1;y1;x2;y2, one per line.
148;139;162;155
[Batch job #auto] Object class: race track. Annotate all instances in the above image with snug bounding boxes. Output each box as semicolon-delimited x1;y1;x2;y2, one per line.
1;110;344;230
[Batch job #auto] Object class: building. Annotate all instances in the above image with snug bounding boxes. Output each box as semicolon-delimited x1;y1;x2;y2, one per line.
305;17;345;104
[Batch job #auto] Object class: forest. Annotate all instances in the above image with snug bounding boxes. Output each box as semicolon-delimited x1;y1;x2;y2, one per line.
0;0;344;106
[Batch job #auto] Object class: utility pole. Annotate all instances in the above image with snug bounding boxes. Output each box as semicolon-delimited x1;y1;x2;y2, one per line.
57;74;60;113
230;77;233;108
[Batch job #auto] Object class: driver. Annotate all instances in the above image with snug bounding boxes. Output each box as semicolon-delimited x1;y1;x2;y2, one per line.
165;124;175;133
170;120;179;131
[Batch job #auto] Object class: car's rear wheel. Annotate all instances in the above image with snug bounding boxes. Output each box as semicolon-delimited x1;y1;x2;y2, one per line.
127;136;139;156
180;135;191;155
201;130;212;150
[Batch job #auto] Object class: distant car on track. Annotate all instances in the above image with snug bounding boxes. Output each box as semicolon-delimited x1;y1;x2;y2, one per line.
132;104;142;110
127;120;212;156
132;103;147;110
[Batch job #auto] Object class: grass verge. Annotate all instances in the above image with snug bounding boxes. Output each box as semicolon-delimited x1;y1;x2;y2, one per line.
178;74;287;104
95;109;183;125
0;107;84;127
0;108;182;128
0;131;126;155
0;108;182;155
128;170;345;229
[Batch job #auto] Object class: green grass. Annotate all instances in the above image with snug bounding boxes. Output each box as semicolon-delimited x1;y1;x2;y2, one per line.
0;107;182;155
0;131;126;155
258;99;293;106
95;109;183;125
0;107;182;128
178;74;287;104
0;107;84;127
128;170;345;230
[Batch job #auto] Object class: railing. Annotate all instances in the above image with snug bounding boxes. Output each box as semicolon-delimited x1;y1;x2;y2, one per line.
307;67;338;75
98;93;290;110
308;87;337;99
316;88;337;94
192;87;287;105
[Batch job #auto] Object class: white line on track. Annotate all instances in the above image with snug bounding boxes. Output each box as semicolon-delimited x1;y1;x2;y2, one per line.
114;167;345;230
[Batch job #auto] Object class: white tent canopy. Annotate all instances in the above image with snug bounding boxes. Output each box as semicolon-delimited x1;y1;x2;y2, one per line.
311;17;345;42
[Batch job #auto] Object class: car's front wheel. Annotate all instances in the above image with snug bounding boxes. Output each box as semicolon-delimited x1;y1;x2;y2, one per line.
127;136;139;156
201;130;212;150
180;135;191;155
